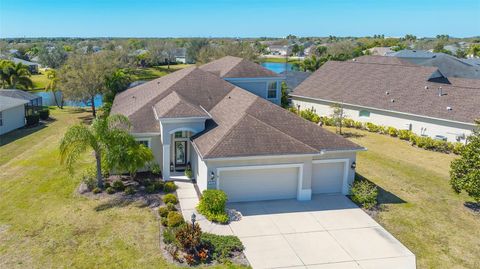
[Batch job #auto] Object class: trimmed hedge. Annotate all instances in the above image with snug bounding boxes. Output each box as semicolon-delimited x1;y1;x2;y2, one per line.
38;108;50;120
26;114;40;126
350;180;378;209
294;107;464;155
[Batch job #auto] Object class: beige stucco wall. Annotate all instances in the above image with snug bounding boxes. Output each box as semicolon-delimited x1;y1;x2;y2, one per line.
132;134;162;172
293;97;474;143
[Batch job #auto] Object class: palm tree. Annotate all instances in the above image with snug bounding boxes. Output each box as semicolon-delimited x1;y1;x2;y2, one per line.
59;114;131;188
45;69;63;108
299;55;326;72
3;62;33;89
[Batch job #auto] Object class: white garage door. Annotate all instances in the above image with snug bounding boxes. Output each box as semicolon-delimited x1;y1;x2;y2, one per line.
218;166;299;202
312;161;345;194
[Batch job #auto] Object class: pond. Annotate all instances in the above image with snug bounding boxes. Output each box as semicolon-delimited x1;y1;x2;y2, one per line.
34;91;103;107
261;62;294;74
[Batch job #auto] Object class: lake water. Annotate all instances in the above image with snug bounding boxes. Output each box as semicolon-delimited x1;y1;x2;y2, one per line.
35;91;103;107
261;62;294;73
34;63;286;107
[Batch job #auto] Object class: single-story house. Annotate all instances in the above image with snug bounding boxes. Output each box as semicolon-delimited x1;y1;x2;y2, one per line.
267;45;291;56
0;89;43;115
174;48;187;64
111;56;364;202
11;57;39;74
366;47;394;56
0;96;28;135
291;56;480;143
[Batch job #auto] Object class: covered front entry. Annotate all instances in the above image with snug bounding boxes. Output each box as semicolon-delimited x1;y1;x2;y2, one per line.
217;164;301;203
312;159;348;194
170;131;192;172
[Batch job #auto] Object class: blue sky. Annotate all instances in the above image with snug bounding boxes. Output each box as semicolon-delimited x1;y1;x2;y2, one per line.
1;0;479;38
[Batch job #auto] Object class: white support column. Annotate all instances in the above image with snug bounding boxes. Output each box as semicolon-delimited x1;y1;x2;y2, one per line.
162;144;170;181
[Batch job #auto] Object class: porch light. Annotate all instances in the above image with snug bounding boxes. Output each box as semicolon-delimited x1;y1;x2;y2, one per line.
170;162;174;172
210;171;215;180
351;162;357;169
191;212;196;226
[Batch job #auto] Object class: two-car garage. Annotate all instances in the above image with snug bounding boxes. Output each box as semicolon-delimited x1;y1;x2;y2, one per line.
216;160;349;202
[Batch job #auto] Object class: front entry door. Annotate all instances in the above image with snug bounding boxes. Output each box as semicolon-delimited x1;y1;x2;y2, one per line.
174;141;187;170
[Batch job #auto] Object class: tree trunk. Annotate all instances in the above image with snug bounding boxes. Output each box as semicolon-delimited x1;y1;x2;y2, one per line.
95;151;103;188
52;90;60;108
91;96;96;117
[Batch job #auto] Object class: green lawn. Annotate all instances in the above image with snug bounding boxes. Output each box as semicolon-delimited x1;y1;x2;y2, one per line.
130;64;192;81
327;127;480;269
0;108;247;269
31;72;49;90
260;57;301;64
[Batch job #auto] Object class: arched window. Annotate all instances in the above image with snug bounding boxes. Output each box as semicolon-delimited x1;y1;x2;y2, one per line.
359;110;370;118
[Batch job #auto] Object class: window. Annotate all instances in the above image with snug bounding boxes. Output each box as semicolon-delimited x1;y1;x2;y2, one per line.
358;110;370;118
175;131;187;138
0;112;2;126
136;139;149;148
267;81;277;99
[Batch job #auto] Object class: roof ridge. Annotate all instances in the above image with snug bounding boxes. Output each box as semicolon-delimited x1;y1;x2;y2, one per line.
173;90;211;115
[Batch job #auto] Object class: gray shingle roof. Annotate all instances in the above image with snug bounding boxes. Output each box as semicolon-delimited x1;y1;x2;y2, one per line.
112;63;362;158
0;89;41;102
200;56;280;78
292;57;480;124
280;71;311;90
0;96;28;111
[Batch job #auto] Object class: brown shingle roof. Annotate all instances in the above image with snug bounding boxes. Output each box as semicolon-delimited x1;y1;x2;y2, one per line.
200;56;280;78
292;58;480;124
112;65;362;159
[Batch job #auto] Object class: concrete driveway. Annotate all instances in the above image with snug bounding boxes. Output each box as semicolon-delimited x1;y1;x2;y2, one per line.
227;195;416;269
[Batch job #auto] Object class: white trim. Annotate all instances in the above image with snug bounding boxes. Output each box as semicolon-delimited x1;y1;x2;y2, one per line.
168;127;198;135
291;94;477;126
159;117;210;123
131;132;161;136
312;158;350;195
216;163;305;201
200;150;364;161
134;137;152;148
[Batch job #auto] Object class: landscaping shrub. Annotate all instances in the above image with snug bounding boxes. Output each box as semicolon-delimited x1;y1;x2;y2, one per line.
299;108;320;123
38;108;50;120
112;180;125;191
365;122;380;133
124;186;135;195
175;223;202;254
167;211;184;227
146;181;163;193
161;217;168;227
378;126;387;134
164;182;177;193
106;187;116;194
353;121;363;129
201;233;244;261
387;127;398;137
398;129;412;140
166;203;177;211
452;142;465;155
163;227;176;244
163;193;178;205
150;163;162;176
146;184;156;194
197;190;229;224
185;167;193;179
321;116;335;126
342;118;355;128
158;206;170;218
26;114;40;126
104;182;111;189
350;180;378;209
82;173;96;191
92;187;102;194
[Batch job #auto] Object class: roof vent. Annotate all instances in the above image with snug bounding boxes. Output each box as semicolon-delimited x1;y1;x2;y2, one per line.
438;87;443;96
447;106;452;111
352;58;356;62
385;91;389;95
424;86;428;90
391;99;395;103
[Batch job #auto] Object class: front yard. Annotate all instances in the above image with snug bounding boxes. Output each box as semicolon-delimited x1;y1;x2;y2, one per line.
328;127;480;269
1;108;479;268
0;108;246;269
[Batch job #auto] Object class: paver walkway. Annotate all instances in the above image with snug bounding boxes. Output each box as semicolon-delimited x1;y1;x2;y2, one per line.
175;181;416;269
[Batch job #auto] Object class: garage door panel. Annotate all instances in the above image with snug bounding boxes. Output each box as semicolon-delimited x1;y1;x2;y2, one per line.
312;162;344;194
219;167;298;202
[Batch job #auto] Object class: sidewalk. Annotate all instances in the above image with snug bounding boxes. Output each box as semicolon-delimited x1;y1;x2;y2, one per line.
175;181;233;236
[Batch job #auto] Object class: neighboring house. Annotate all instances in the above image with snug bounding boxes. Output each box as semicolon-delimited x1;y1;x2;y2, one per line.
367;47;394;56
199;56;283;105
389;49;480;80
174;48;187;63
291;56;480;143
11;58;39;74
280;70;311;92
0;89;43;115
0;96;28;135
267;45;291;56
111;56;363;202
